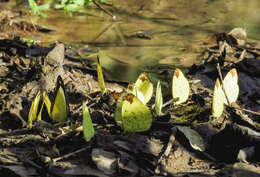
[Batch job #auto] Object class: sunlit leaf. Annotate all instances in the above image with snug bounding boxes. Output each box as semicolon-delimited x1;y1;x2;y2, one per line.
28;91;41;128
121;93;152;132
28;0;40;15
43;90;51;115
126;83;145;103
36;102;44;121
155;80;163;116
134;72;153;104
176;126;206;152
82;102;95;142
136;88;146;104
223;68;239;105
51;76;68;122
97;56;107;94
38;4;50;11
172;68;190;105
114;92;127;128
28;0;47;17
212;78;224;118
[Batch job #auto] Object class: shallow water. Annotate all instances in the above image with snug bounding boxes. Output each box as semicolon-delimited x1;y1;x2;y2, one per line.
11;0;260;82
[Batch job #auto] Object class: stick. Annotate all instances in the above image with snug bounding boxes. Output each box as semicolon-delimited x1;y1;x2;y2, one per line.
53;146;89;162
216;63;231;106
92;0;119;21
232;105;260;116
155;129;176;174
91;22;114;43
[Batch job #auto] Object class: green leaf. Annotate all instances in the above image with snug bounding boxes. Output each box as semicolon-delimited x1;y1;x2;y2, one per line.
97;56;107;94
155;80;163;116
28;0;40;15
28;91;41;128
38;4;50;11
134;72;153;104
64;4;79;12
28;0;47;17
51;76;68;122
43;90;51;115
82;102;95;142
114;92;127;128
54;4;64;9
176;126;206;152
36;101;44;121
121;93;152;132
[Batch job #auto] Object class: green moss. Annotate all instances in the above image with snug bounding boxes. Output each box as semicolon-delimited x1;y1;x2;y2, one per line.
169;103;209;124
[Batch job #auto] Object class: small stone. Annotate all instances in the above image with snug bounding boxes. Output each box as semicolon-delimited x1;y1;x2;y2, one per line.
228;28;247;46
118;151;139;174
237;146;255;163
45;43;65;66
91;148;117;174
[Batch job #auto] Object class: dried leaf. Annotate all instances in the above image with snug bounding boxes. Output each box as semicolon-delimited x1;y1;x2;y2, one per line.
176;126;206;152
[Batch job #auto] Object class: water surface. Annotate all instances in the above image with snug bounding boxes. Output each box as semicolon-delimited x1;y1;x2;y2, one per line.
11;0;260;82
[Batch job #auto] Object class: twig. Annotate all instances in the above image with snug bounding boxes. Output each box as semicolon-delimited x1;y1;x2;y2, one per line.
92;0;119;21
53;125;83;142
155;129;176;174
163;132;176;157
216;63;231;106
152;98;174;110
92;22;114;43
230;104;260;116
0;128;31;138
162;99;175;108
53;146;89;162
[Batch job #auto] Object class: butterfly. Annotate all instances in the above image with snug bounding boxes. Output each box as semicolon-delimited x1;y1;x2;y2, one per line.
172;68;190;105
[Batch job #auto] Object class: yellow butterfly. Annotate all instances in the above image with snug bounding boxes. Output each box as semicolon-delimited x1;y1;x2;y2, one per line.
212;78;224;118
223;68;239;105
121;93;152;132
126;73;153;105
155;80;163;116
172;68;190;105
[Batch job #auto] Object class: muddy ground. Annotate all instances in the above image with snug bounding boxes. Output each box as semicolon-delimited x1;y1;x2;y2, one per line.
0;10;260;177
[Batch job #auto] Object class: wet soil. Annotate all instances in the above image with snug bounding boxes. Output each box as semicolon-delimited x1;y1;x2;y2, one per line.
0;10;260;177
